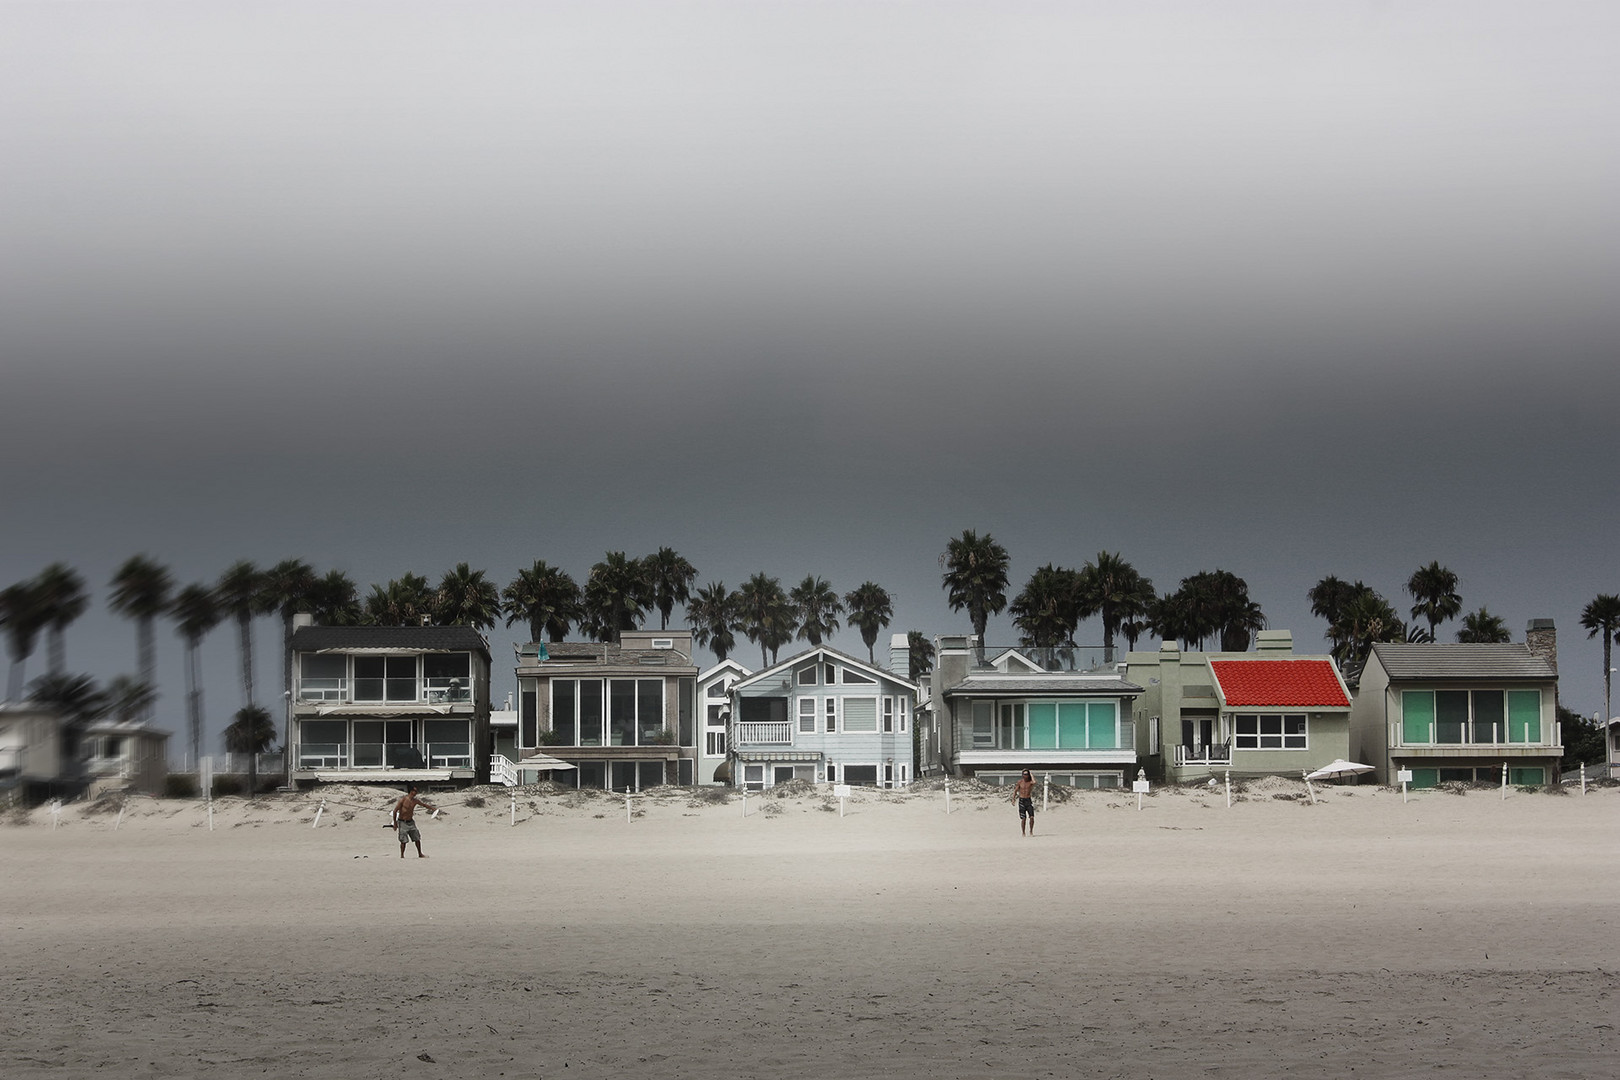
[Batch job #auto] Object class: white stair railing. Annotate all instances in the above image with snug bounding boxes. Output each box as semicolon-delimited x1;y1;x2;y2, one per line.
489;754;518;787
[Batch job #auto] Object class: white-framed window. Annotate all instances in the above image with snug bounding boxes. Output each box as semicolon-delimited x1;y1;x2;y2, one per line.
798;697;817;734
824;698;837;733
882;697;895;733
898;698;908;733
843;697;879;732
706;730;726;756
707;704;727;726
1234;714;1307;749
707;681;729;699
796;665;819;685
842;668;876;685
825;762;837;783
972;701;995;747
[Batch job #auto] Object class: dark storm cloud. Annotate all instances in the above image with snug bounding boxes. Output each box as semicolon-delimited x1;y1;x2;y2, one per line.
3;2;1619;753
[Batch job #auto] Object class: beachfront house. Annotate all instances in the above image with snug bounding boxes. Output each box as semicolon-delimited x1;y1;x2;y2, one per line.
0;703;66;802
930;636;1142;788
727;645;918;790
1126;630;1354;783
79;717;171;797
511;630;699;790
697;658;751;786
289;620;493;786
1348;621;1563;787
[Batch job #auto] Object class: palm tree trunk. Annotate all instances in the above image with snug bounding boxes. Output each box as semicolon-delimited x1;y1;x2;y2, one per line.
137;616;156;721
6;661;22;703
185;637;204;771
238;611;255;709
47;627;65;676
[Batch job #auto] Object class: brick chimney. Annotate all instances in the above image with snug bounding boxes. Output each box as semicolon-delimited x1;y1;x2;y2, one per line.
1525;619;1556;672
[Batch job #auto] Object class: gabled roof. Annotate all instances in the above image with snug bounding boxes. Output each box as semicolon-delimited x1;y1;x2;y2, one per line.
732;644;918;693
1208;658;1351;709
1368;643;1556;681
699;658;752;683
291;625;491;658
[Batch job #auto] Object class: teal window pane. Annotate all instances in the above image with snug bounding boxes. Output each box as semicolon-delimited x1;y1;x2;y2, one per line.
1409;767;1439;789
1087;702;1117;749
1472;690;1504;744
1435;691;1469;743
1402;691;1433;744
1507;690;1540;743
1028;703;1058;749
1509;767;1544;785
1057;703;1086;748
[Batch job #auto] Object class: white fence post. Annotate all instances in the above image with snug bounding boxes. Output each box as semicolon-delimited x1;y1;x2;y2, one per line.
311;799;326;828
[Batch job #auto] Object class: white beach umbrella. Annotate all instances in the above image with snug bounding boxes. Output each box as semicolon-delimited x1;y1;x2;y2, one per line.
1305;759;1375;782
516;752;578;771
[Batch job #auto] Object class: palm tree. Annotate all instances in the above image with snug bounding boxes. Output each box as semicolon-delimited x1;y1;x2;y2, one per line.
307;570;363;626
645;548;698;631
906;630;935;683
1075;552;1153;662
1;579;46;702
109;555;173;721
1334;589;1407;670
262;559;316;761
104;674;156;725
844;581;893;664
364;573;434;626
736;573;797;667
791;576;844;647
26;672;107;760
1456;607;1510;644
1580;594;1620;731
502;560;581;643
216;560;269;710
170;583;220;771
1009;564;1080;649
224;704;276;795
688;582;740;663
1407;562;1463;639
582;552;651;643
941;530;1010;659
33;563;88;676
435;563;502;629
1308;575;1362;657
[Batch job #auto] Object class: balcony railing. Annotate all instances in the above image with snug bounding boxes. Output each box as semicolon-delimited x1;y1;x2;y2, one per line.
297;680;472;705
1391;720;1561;750
957;644;1118;672
296;742;472;770
1174;742;1233;766
737;721;794;745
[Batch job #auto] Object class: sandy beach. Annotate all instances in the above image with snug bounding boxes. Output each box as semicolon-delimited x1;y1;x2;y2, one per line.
3;779;1616;1079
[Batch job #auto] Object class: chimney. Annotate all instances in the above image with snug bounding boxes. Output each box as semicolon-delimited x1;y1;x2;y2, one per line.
1525;619;1556;672
1255;629;1294;654
293;612;315;629
888;633;909;677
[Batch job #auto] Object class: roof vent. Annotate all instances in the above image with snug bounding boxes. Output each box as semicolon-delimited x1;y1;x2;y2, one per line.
651;638;674;650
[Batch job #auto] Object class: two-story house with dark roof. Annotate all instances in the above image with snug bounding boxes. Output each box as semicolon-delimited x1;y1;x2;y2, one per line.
289;618;493;786
511;629;699;790
930;636;1143;788
1349;620;1562;787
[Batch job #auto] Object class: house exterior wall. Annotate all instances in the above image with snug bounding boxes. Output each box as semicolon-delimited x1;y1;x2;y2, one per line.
730;649;917;788
0;706;64;790
1349;652;1562;786
1128;636;1352;783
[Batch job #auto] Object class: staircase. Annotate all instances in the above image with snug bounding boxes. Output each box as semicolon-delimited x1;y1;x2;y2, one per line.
489;754;518;787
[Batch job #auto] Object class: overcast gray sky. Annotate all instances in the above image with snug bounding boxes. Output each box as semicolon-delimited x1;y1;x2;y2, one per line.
3;1;1617;757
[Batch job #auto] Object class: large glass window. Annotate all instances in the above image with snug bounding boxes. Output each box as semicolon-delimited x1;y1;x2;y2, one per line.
423;654;471;701
972;702;994;747
552;678;663;746
298;654;346;701
424;719;470;766
1402;691;1434;744
520;686;537;748
299;720;347;766
1401;689;1543;745
552;681;577;744
1234;714;1307;749
610;679;637;745
975;699;1118;749
641;679;666;743
1508;690;1541;743
799;698;817;734
1435;691;1470;744
354;656;417;702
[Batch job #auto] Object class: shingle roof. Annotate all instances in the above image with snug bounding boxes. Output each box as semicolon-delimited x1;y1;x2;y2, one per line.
945;675;1143;697
521;640;696;669
1369;642;1556;681
291;625;491;658
1208;658;1350;708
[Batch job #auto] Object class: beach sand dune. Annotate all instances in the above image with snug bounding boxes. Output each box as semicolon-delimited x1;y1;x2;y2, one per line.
4;782;1616;1078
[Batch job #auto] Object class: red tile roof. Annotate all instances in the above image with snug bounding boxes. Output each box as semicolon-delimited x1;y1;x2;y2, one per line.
1208;659;1350;708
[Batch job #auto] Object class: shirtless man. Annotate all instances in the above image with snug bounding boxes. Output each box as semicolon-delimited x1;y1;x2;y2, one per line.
1014;769;1037;836
392;784;439;858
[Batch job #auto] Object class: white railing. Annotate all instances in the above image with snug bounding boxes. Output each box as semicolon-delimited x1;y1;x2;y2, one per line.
1391;720;1561;750
737;721;793;745
1175;742;1232;766
489;754;518;787
296;743;471;770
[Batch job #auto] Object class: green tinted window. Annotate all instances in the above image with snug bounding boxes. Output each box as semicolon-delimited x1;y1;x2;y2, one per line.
1402;691;1433;744
1507;690;1541;743
1057;703;1086;748
1028;703;1058;749
1088;702;1117;749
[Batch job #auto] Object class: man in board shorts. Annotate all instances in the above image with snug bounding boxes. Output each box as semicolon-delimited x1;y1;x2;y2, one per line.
1014;769;1036;836
392;784;440;858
